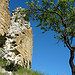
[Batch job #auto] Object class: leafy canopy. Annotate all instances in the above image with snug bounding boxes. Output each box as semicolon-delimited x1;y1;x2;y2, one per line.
18;0;75;49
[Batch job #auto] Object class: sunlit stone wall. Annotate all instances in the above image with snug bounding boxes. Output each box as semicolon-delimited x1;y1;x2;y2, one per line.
0;0;10;36
4;7;33;69
0;0;33;69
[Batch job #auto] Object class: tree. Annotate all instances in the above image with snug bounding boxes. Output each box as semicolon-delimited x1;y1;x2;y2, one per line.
17;0;75;74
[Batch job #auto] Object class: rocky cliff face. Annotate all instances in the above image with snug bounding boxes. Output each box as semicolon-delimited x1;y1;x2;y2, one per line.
0;0;33;69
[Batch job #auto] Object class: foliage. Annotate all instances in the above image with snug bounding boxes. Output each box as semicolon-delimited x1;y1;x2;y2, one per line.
0;71;2;75
0;58;44;75
20;0;75;49
13;68;44;75
0;72;8;75
0;69;44;75
0;57;23;71
5;61;23;71
23;0;75;74
0;57;7;68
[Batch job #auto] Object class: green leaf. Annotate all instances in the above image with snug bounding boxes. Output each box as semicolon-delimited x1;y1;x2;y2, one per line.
41;0;45;2
25;2;28;4
24;0;75;47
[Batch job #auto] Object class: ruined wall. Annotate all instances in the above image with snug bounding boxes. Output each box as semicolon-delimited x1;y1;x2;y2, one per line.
0;0;10;36
3;7;33;69
16;28;33;68
0;0;33;69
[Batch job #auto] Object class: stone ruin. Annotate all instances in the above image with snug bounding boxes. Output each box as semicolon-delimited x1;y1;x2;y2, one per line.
0;0;33;69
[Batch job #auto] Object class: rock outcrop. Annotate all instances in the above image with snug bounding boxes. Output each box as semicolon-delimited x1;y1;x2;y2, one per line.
0;0;33;69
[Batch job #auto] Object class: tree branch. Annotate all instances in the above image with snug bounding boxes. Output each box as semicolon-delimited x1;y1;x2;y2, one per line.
31;8;66;28
64;35;73;51
29;8;74;51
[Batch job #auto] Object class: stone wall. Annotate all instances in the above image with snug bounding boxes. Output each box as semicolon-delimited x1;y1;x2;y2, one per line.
3;7;33;69
15;28;33;68
0;0;33;69
0;0;11;36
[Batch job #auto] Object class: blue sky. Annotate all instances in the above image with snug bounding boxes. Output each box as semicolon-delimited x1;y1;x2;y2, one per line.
9;0;75;75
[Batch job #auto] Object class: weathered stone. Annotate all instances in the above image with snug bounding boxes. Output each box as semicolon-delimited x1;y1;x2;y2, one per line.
0;0;33;69
3;7;33;69
0;0;10;36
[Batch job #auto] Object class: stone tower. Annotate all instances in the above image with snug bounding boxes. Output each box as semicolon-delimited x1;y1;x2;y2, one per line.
0;0;33;69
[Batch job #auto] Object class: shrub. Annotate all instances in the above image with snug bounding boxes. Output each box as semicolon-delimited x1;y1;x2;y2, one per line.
0;58;45;75
5;61;23;71
13;69;44;75
0;58;23;71
0;57;7;68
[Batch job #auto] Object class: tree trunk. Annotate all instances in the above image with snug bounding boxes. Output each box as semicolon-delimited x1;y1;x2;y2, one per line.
69;50;75;75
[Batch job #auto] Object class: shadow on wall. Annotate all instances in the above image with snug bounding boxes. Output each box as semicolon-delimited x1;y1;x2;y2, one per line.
0;36;7;47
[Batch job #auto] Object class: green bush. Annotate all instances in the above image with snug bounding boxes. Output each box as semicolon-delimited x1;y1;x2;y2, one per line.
13;68;44;75
0;71;2;75
0;57;7;68
0;58;23;71
0;58;45;75
5;61;23;71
